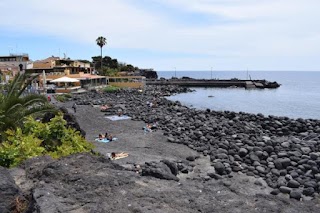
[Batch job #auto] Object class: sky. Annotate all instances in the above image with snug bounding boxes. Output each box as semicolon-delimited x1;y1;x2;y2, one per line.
0;0;319;71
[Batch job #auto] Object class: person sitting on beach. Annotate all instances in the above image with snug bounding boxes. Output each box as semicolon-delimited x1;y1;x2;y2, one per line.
117;109;123;117
98;134;104;140
151;121;158;130
104;132;109;138
143;123;153;133
106;134;113;141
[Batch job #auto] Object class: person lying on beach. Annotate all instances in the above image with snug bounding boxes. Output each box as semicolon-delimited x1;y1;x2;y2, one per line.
100;104;112;111
110;152;129;160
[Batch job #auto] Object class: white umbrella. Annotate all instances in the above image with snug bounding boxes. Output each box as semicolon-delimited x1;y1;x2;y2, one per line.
51;76;80;83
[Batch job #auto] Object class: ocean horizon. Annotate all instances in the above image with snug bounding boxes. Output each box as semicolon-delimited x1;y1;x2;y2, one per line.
157;71;320;120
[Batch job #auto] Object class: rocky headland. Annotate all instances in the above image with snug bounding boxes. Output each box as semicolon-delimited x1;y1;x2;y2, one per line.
1;85;320;212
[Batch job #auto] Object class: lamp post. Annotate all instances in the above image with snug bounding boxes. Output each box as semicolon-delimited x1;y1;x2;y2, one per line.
211;67;213;79
174;67;176;78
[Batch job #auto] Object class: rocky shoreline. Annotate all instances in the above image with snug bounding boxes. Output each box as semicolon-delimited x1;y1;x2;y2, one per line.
72;85;320;199
1;85;320;212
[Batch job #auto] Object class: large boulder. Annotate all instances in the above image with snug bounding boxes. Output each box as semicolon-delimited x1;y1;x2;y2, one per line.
142;161;179;181
0;167;24;213
139;70;158;79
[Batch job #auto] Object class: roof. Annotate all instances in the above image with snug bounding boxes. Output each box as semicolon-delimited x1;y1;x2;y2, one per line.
68;73;106;80
34;56;60;63
107;76;146;79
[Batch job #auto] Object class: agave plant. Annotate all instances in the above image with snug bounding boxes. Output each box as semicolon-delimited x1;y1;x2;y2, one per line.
0;73;56;142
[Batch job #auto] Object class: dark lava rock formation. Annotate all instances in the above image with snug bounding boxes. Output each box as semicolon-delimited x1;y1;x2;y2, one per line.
2;153;320;213
139;69;158;79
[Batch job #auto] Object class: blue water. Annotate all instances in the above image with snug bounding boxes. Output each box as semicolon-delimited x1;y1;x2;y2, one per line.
158;71;320;120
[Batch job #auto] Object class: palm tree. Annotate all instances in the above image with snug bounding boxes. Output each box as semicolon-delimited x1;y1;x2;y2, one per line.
96;36;107;71
0;73;56;142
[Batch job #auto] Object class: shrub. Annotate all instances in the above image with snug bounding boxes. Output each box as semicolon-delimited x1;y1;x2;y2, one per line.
0;114;94;167
0;128;45;167
103;85;120;93
54;94;71;102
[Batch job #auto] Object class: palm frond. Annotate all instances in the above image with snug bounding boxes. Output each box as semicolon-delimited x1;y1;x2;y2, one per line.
0;73;57;136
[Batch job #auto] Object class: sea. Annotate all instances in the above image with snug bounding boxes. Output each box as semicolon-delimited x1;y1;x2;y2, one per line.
157;71;320;120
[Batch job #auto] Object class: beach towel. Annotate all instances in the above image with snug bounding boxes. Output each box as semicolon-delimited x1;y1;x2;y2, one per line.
95;137;118;143
105;115;131;121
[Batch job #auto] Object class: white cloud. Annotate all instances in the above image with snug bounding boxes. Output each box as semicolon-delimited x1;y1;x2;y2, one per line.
0;0;319;70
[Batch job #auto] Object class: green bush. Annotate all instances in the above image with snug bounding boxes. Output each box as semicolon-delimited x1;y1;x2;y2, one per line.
0;128;45;167
103;85;120;93
103;68;120;77
0;114;94;167
54;94;72;102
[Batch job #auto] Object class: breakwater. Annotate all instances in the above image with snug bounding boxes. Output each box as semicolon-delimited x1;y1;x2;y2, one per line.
146;78;281;89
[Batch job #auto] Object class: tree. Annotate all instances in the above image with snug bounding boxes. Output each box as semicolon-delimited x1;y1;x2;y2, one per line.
0;73;56;142
96;36;107;71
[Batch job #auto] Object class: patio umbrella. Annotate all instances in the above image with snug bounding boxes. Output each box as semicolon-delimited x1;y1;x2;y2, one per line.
51;76;80;83
51;76;80;90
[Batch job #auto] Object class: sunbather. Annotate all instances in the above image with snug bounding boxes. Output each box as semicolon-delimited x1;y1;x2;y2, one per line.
100;104;111;111
111;152;129;160
98;134;104;139
143;123;153;133
106;134;113;141
117;109;123;117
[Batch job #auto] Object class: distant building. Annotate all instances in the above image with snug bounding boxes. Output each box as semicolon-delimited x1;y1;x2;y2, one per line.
26;56;106;93
32;56;60;69
0;54;31;72
0;64;20;83
27;57;92;75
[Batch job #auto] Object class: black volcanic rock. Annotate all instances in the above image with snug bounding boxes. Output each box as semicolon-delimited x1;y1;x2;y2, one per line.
0;167;24;213
61;86;320;200
142;161;179;181
139;69;158;79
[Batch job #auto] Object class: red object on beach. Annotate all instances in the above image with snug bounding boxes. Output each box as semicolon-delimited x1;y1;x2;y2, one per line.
47;96;51;102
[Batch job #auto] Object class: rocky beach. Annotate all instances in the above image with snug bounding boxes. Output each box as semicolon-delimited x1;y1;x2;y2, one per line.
2;85;320;212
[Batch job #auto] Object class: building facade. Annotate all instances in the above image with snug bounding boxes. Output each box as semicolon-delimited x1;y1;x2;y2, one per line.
0;54;31;72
